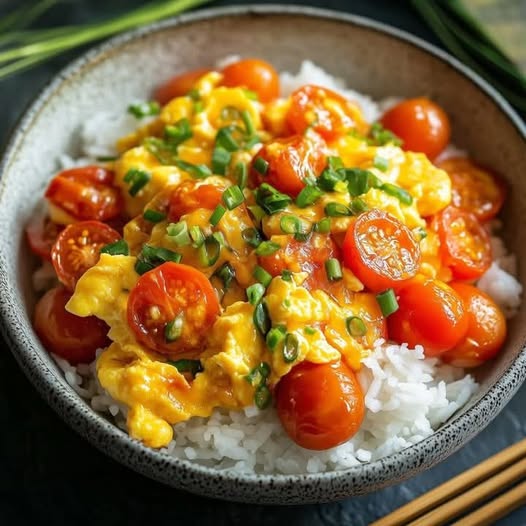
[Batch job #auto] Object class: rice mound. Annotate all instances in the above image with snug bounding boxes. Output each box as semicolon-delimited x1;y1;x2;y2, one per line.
48;61;522;475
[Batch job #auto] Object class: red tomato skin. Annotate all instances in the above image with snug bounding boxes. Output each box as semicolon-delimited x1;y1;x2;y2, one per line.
221;59;280;102
26;216;63;261
33;287;110;364
380;97;451;160
387;279;469;357
441;283;507;367
276;360;365;450
45;166;123;222
168;181;223;221
154;67;211;105
342;209;421;292
249;134;326;197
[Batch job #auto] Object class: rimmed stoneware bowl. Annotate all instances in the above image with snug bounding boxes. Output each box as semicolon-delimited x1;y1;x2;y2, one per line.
0;5;525;505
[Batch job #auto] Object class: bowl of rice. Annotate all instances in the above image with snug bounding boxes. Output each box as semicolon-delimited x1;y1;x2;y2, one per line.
1;5;525;504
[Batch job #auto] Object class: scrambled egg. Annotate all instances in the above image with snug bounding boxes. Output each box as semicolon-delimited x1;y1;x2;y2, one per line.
66;72;452;448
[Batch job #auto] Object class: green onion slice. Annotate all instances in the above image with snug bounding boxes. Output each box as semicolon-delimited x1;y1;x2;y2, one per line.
165;313;184;342
123;168;151;197
324;202;352;217
317;168;345;192
167;221;191;246
235;162;248;189
128;100;160;118
222;185;245;210
241;227;263;248
280;215;302;234
253;301;271;336
255;183;292;215
345;168;371;197
325;258;343;281
373;155;389;172
346;316;368;337
376;288;399;317
283;333;299;363
369;122;403;147
349;197;369;215
304;326;317;335
281;270;293;282
198;235;222;267
246;283;265;305
189;225;205;247
253;265;273;288
214;262;236;289
254;384;272;410
241;109;256;137
164;118;192;147
168;358;203;376
266;325;287;351
296;185;323;208
143;209;166;223
209;204;226;226
134;244;182;275
314;217;331;234
216;127;240;152
255;241;281;257
174;159;212;179
327;156;344;170
413;226;428;240
381;183;413;205
253;156;269;175
100;239;129;256
211;147;231;176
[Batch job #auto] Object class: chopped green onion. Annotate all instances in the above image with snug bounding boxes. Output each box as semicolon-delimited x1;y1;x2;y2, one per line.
254;384;271;409
324;202;352;217
253;156;269;175
165;313;184;342
222;185;245;210
189;225;205;247
143;209;166;223
369;123;403;147
214;262;236;289
212;147;231;176
167;221;191;246
101;239;129;256
164;118;192;147
304;326;317;336
345;168;371;197
143;137;177;165
174;159;212;179
280;215;302;234
245;362;271;387
255;183;292;215
198;235;221;267
246;283;265;305
294;232;311;242
215;127;240;152
243;89;259;101
123;168;151;197
168;358;203;376
413;226;428;240
255;241;281;256
283;333;299;363
235;162;248;189
187;89;200;101
381;183;413;205
314;217;331;234
96;155;118;162
350;197;369;215
296;185;323;208
241;109;256;137
376;289;399;317
259;362;271;378
373;155;389;172
212;231;226;247
328;156;344;170
266;325;287;351
253;265;273;288
317;168;345;192
241;227;263;248
346;316;368;337
325;258;343;281
193;101;204;114
134;245;182;275
209;204;226;226
281;270;293;282
128;100;160;118
253;301;271;336
247;205;266;225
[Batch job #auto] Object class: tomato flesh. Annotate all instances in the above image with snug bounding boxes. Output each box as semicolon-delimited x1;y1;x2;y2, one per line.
154;67;211;105
127;262;220;356
380;97;450;160
432;206;491;281
437;157;506;222
51;220;121;292
168;181;223;221
387;278;468;356
26;215;63;261
276;360;365;450
250;134;326;197
33;287;109;364
441;282;506;367
45;166;123;222
342;209;421;292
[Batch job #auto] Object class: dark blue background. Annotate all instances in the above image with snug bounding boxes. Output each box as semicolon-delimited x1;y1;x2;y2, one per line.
1;1;524;524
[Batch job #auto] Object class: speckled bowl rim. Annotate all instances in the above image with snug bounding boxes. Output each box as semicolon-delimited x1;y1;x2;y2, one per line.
1;4;525;504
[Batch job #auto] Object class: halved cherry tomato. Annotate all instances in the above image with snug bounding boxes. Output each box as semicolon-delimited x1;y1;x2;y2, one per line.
127;262;220;355
154;67;211;105
221;58;279;102
437;157;506;221
168;181;223;221
51;221;121;291
33;286;110;364
45;166;123;222
286;85;368;140
387;278;468;356
432;206;491;281
26;215;63;261
441;282;506;367
380;97;450;160
276;360;365;450
249;134;326;197
342;209;421;292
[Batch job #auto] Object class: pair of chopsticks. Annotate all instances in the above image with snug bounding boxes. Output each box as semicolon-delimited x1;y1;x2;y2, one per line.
371;438;526;526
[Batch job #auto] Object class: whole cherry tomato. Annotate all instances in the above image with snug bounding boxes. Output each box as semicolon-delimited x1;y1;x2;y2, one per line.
26;215;63;261
276;360;365;450
380;97;451;160
154;67;211;105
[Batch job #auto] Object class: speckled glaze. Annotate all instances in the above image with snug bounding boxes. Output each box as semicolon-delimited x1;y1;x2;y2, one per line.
0;5;525;504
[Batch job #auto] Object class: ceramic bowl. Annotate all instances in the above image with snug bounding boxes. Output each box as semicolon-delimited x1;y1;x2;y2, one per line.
0;5;525;504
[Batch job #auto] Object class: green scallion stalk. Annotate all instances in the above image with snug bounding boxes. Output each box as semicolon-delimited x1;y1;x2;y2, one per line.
281;270;293;282
222;185;245;210
246;283;265;306
215;127;240;152
253;265;273;288
346;316;368;337
128;100;160;119
349;197;369;215
254;384;271;410
211;147;231;176
209;204;226;226
314;217;331;234
255;240;281;257
235;162;248;189
279;214;302;235
255;183;292;215
346;168;371;197
241;227;263;248
189;225;205;247
164;118;192;146
376;289;399;317
168;358;203;376
325;258;343;281
165;313;184;342
282;333;299;363
247;205;266;225
373;155;389;172
134;245;182;275
214;262;236;289
327;156;344;170
324;202;352;217
241;110;256;138
253;156;269;175
296;185;323;208
174;159;211;179
100;239;129;256
369;123;403;147
198;235;221;267
253;301;271;336
304;326;317;336
266;325;287;352
123;168;151;197
317;168;345;192
143;209;166;223
381;183;413;205
167;221;191;246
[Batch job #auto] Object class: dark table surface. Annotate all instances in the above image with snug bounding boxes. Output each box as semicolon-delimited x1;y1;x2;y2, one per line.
1;1;525;525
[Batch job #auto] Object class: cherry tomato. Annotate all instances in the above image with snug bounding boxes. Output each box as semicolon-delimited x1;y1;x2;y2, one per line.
33;286;110;364
45;166;123;222
432;206;491;281
276;360;365;450
380;97;451;160
437;157;506;221
250;134;326;197
441;282;506;367
221;58;279;102
342;209;421;292
26;215;63;261
154;67;211;105
51;221;121;291
286;85;368;141
387;278;468;356
168;181;224;221
127;262;220;355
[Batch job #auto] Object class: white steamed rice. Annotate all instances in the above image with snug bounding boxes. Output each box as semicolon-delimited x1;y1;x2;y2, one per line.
48;61;522;475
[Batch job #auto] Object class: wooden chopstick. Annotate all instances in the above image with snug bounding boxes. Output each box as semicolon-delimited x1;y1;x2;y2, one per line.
370;438;526;526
